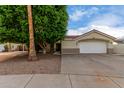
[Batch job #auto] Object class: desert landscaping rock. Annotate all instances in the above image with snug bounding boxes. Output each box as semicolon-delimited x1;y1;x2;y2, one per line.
0;52;61;74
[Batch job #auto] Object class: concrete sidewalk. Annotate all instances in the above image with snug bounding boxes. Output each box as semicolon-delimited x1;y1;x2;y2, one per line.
0;74;124;88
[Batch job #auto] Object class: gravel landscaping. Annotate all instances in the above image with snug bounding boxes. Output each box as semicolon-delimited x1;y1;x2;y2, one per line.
0;52;61;75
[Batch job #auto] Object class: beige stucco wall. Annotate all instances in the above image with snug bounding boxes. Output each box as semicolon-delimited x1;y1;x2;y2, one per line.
107;43;114;54
62;39;113;49
107;43;113;48
113;44;124;54
62;40;77;49
62;39;115;54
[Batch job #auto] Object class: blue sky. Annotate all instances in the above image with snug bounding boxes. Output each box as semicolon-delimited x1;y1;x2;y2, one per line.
67;5;124;38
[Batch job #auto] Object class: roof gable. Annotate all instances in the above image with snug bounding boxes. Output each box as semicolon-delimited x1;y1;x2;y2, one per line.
65;29;117;42
76;29;117;41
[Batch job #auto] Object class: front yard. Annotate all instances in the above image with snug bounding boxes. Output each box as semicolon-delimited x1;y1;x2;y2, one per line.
0;51;61;75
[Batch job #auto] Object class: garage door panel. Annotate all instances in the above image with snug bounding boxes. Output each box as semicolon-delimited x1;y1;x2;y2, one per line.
79;41;107;53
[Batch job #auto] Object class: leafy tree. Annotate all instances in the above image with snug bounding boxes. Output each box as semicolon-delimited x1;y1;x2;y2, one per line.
0;5;29;44
33;5;68;53
0;5;68;54
0;6;29;51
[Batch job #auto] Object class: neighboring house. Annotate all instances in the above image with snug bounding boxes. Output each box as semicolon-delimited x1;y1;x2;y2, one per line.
0;43;27;52
55;29;124;54
113;37;124;54
0;44;5;52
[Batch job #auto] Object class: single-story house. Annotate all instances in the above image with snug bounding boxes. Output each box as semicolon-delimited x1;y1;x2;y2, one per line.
0;43;27;52
55;29;124;54
0;44;5;52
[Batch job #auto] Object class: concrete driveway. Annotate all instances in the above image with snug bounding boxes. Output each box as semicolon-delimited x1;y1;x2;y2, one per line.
60;54;124;87
61;54;124;77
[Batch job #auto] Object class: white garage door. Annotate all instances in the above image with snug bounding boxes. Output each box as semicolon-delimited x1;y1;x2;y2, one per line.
79;41;107;53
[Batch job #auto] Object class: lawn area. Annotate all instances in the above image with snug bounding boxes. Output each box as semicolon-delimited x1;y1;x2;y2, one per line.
0;51;61;75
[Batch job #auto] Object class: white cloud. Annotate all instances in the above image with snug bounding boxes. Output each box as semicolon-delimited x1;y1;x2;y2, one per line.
89;13;123;27
69;9;87;21
66;27;88;36
108;6;124;16
87;7;99;17
67;25;124;38
66;29;82;36
67;26;88;36
91;7;99;11
69;7;99;21
90;25;124;38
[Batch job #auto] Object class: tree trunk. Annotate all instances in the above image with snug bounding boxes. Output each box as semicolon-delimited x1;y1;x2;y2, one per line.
22;43;25;51
7;42;11;52
38;43;47;54
50;43;54;54
43;48;46;54
27;5;38;61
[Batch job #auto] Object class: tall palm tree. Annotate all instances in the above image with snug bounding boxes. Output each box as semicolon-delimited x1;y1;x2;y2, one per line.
27;5;37;61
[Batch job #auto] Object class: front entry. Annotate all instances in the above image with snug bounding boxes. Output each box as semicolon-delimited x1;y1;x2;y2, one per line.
56;43;61;52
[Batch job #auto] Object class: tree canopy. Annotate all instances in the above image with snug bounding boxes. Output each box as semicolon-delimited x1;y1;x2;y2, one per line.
0;6;29;44
33;5;68;52
0;5;68;53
